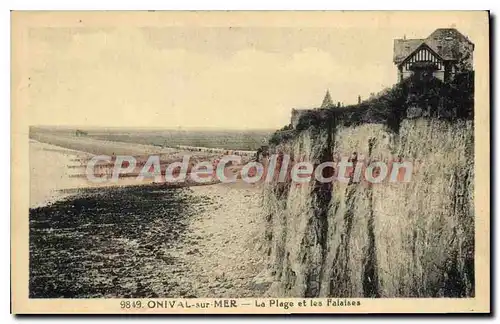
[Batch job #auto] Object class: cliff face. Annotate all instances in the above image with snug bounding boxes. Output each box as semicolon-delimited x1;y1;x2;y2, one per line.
262;78;474;298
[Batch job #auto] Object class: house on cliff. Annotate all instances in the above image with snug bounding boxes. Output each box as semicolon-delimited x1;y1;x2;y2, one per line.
289;28;474;129
291;91;340;128
393;28;474;82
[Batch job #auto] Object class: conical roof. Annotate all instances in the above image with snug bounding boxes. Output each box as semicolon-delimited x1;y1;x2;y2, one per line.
321;90;333;108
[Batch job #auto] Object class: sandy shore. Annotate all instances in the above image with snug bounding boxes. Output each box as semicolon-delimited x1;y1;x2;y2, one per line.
29;138;269;297
178;182;270;297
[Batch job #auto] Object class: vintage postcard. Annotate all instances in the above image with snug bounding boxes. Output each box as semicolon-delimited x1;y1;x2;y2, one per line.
11;11;490;314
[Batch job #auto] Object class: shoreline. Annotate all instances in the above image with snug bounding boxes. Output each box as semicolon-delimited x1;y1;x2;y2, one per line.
29;138;269;298
29;139;92;208
29;139;230;208
29;176;268;298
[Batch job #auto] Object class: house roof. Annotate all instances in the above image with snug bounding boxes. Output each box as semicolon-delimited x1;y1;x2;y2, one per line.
393;28;474;65
425;28;474;61
393;38;424;64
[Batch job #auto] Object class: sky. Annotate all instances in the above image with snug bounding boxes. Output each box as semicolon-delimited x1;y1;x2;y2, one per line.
23;12;486;130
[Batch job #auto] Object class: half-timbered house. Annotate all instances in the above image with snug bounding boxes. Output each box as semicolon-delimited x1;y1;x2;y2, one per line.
393;28;474;82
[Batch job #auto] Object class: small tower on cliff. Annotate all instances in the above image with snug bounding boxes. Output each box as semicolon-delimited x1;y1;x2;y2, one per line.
320;90;333;108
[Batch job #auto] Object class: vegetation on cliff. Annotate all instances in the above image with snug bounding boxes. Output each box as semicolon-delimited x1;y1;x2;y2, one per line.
268;72;473;146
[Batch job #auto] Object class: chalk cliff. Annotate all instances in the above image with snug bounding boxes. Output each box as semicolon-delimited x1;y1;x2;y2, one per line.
261;73;474;297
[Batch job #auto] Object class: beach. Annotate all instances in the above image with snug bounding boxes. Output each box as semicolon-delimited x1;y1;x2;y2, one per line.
181;183;269;297
29;139;268;298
